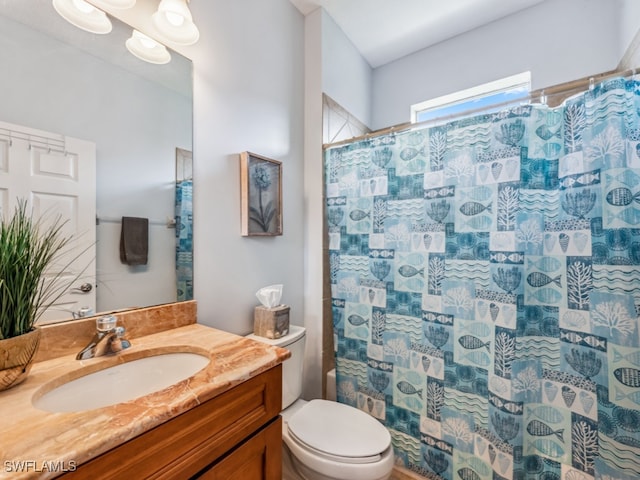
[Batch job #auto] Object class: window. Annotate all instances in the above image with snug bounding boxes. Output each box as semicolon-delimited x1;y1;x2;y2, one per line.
411;72;531;125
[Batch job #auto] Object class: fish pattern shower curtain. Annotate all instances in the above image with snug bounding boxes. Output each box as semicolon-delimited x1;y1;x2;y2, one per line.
325;76;640;480
175;179;193;301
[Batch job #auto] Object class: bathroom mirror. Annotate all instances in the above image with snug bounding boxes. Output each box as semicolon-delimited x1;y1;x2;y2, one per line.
0;1;193;320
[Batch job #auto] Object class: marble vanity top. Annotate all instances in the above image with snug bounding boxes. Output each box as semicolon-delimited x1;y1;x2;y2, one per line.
0;322;290;479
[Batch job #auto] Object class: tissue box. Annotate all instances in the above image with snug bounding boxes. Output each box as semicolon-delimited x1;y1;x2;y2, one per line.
254;305;290;339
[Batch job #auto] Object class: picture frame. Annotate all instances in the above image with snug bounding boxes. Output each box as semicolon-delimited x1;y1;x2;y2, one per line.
240;152;283;236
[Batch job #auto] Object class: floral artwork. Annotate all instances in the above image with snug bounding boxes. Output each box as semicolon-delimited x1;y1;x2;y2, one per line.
240;152;282;236
326;76;640;479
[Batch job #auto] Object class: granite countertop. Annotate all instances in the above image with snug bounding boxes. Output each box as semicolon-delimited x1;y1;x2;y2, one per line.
0;323;290;479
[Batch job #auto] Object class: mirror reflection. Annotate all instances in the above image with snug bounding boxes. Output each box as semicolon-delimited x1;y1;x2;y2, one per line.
0;0;193;322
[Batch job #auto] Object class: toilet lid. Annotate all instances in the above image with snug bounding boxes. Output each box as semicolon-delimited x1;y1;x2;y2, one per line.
287;399;390;459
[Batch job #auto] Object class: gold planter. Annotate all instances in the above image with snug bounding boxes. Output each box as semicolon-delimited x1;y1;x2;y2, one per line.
0;328;41;391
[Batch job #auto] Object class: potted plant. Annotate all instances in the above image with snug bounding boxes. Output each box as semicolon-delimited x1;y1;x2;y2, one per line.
0;199;79;391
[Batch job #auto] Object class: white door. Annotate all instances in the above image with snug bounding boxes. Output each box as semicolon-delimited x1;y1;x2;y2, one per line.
0;120;96;323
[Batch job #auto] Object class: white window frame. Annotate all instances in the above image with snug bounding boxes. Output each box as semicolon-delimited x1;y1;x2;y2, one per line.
411;71;531;124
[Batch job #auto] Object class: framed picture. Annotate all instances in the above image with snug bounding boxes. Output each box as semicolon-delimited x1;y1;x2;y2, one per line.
240;152;283;236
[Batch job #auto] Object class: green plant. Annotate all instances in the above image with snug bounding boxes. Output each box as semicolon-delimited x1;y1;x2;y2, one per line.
0;200;79;339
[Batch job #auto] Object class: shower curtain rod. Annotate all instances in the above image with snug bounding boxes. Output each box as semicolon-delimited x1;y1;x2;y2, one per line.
323;66;638;149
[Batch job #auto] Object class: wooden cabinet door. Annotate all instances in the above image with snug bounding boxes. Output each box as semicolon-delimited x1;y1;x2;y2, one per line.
198;416;282;480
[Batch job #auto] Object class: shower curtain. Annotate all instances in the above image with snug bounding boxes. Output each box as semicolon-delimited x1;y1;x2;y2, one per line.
325;76;640;480
175;179;193;301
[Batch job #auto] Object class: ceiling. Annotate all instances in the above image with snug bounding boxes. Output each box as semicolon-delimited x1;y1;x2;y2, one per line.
4;0;546;71
289;0;546;68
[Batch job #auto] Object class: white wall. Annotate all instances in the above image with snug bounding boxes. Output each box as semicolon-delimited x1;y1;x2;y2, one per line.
0;15;190;313
321;10;373;128
188;1;306;345
303;9;325;400
618;0;640;59
618;0;640;68
371;0;623;130
298;9;374;399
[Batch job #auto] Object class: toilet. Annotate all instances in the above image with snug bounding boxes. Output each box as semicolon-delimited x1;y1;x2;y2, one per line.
246;326;394;480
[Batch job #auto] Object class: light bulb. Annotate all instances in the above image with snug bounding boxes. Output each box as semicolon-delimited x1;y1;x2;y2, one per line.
152;0;199;45
90;0;136;8
165;11;185;27
72;0;96;14
139;35;158;50
52;0;112;34
126;29;171;65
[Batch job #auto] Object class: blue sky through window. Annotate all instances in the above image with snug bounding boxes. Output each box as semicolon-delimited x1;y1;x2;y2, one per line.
412;73;531;125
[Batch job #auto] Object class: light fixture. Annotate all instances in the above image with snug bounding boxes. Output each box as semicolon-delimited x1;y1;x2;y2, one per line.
52;0;112;34
89;0;136;9
126;30;171;64
152;0;199;45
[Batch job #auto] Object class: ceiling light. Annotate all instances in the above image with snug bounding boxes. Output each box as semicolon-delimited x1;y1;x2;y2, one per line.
52;0;112;34
126;30;171;64
89;0;136;9
152;0;199;45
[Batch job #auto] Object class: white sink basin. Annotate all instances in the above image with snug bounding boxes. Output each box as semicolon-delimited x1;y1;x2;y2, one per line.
33;352;210;413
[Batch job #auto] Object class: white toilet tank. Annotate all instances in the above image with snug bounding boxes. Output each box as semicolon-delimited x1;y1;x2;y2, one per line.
245;325;306;409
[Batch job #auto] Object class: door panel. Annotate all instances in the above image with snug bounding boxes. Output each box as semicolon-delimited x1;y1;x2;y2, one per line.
0;121;96;322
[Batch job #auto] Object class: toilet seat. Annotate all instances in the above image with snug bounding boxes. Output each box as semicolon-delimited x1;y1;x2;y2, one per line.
287;428;382;464
283;426;395;480
287;399;390;464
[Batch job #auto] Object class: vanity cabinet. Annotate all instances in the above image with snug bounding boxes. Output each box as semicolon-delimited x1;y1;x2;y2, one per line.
196;417;282;479
61;365;282;479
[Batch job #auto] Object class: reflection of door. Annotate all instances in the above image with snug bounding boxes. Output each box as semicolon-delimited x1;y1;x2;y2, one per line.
0;120;96;322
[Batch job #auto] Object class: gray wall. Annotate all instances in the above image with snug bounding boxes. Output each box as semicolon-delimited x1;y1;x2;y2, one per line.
189;1;306;344
321;9;373;129
371;0;629;130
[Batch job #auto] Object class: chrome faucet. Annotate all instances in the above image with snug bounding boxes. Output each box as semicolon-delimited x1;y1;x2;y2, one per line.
76;315;131;360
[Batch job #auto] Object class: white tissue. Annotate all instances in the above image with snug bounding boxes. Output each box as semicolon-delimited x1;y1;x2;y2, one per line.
256;284;283;308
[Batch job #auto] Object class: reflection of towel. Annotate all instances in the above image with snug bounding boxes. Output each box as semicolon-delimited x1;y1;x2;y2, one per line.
120;217;148;266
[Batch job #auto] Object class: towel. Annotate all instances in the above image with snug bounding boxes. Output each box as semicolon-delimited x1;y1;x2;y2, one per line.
120;216;149;266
